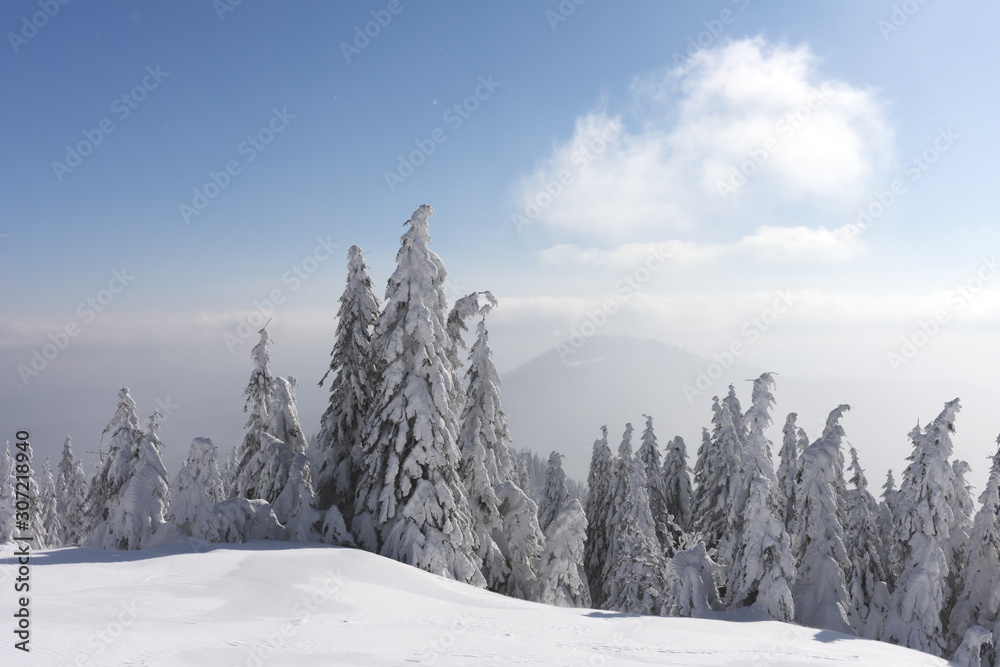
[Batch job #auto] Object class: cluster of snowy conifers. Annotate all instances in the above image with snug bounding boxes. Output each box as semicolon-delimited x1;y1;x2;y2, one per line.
0;205;588;608
0;204;996;664
583;375;1000;665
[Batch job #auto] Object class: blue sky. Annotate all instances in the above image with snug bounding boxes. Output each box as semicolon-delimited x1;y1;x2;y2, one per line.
3;0;999;484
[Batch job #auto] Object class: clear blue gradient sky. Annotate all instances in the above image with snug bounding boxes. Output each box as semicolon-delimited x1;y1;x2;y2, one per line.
2;1;999;487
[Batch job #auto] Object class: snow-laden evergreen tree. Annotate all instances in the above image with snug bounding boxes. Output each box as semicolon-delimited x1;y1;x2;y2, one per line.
883;399;961;656
446;291;498;416
946;458;975;626
38;459;62;547
538;451;570;535
457;303;516;592
315;245;380;516
267;376;308;457
949;440;1000;654
843;447;889;639
776;413;803;529
952;626;993;667
172;437;225;540
603;449;668;615
603;423;636;588
538;499;591;608
584;425;614;608
272;454;321;542
661;541;723;617
692;395;744;557
879;469;899;586
722;384;747;443
494;480;544;601
231;327;290;504
85;387;147;545
210;497;287;543
722;374;796;621
104;411;171;550
352;204;483;585
637;415;677;555
56;436;87;545
513;450;534;501
662;435;693;532
733;476;797;621
792;404;853;635
0;442;12;543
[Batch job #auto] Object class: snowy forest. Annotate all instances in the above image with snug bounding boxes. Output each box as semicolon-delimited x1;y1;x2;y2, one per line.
3;205;999;665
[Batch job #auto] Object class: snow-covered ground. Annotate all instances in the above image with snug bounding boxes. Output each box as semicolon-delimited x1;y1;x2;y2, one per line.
0;541;951;666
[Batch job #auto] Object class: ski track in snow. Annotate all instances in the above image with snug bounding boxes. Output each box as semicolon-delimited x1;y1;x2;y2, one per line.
0;541;951;666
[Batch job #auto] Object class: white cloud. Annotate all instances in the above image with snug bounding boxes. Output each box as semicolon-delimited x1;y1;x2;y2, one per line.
511;37;894;243
538;225;866;271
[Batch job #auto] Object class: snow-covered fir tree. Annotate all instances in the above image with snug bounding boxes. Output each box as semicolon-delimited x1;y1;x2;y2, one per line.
512;450;535;502
843;447;889;639
352;205;483;586
272;454;321;542
0;442;12;543
731;476;797;621
494;480;544;601
315;245;380;517
603;447;668;615
883;399;961;657
104;411;171;550
538;499;591;608
445;291;497;414
172;437;225;540
537;451;570;535
267;376;309;457
584;425;614;608
661;435;693;532
661;541;723;617
952;626;993;667
945;458;975;628
949;439;1000;654
722;374;795;621
230;326;290;504
637;415;677;554
457;303;516;592
56;436;88;545
879;468;900;586
692;395;744;556
776;413;803;529
792;404;853;634
85;387;147;545
38;459;62;548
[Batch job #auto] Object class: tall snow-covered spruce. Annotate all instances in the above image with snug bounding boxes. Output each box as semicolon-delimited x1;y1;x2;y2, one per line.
85;387;146;546
637;415;677;554
455;294;520;593
230;326;291;504
584;425;614;608
661;434;693;532
538;451;570;535
603;435;668;615
352;205;484;586
948;438;1000;652
104;410;171;550
843;446;889;639
723;374;795;621
792;404;853;634
315;245;380;517
692;390;744;557
56;436;88;545
539;499;591;608
883;399;962;657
